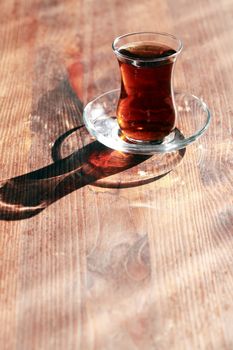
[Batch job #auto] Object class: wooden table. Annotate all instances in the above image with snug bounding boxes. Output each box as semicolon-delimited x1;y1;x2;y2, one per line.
0;0;232;349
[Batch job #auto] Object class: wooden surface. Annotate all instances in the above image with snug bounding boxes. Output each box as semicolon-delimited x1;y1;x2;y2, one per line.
0;0;233;349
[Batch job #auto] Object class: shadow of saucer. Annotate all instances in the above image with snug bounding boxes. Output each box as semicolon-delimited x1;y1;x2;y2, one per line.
52;126;186;189
0;124;186;221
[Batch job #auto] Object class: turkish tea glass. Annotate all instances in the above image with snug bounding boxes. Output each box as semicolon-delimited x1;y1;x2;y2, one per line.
112;32;183;144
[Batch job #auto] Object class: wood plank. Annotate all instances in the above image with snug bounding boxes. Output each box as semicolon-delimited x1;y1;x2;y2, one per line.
0;0;232;349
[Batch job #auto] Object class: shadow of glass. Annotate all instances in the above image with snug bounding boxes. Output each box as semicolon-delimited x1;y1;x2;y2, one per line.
0;118;187;221
0;128;155;220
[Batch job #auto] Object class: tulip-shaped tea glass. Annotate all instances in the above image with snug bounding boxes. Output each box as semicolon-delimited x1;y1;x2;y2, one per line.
112;32;183;144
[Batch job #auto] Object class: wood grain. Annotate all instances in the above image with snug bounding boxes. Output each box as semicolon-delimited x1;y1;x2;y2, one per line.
0;0;232;349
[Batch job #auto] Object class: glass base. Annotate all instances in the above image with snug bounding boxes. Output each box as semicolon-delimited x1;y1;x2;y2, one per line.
120;130;176;145
83;89;211;155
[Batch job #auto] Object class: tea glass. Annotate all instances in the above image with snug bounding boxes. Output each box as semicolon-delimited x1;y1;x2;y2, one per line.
112;32;183;144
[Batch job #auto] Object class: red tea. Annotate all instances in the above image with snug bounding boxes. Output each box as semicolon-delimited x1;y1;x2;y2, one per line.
116;43;177;142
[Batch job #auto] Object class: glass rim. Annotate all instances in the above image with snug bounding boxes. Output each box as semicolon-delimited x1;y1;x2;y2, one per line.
112;31;183;62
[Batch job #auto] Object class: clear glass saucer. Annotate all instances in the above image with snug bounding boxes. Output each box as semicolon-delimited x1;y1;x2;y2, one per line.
83;89;211;155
